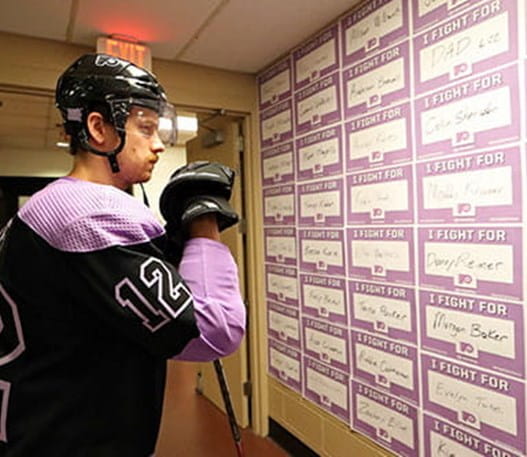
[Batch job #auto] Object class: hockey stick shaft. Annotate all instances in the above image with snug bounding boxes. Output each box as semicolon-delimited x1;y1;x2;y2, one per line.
213;359;244;457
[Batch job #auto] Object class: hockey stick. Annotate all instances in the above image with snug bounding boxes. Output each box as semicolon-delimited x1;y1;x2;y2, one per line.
213;359;245;457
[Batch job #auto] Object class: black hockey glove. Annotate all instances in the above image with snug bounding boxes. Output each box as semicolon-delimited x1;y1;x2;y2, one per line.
160;161;240;265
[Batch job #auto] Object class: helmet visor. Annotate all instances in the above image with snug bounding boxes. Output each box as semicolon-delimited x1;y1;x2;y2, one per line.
108;98;178;146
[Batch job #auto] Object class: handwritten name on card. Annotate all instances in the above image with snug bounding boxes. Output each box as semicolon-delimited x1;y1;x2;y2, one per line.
419;227;522;299
421;290;524;377
423;355;526;452
258;58;291;110
352;381;418;457
418;148;521;223
342;0;407;64
296;125;342;180
415;0;516;93
294;25;339;89
301;274;347;324
350;280;416;343
346;103;412;170
415;67;520;158
268;338;301;392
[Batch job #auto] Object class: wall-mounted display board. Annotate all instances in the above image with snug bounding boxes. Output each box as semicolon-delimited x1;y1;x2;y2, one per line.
258;0;527;455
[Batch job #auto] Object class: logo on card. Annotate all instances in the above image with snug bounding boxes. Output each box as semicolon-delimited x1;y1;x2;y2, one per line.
453;130;474;147
368;94;381;108
458;410;480;429
319;307;329;318
370;150;383;163
455;273;476;289
318;260;328;271
377;374;389;387
311;70;319;81
450;62;472;79
456;341;479;358
314;163;323;173
315;213;325;222
377;428;391;442
375;320;388;333
273;132;281;142
373;264;386;276
454;202;475;217
312;114;321;124
274;172;282;182
366;37;379;52
271;94;278;104
278;292;285;301
279;370;288;381
275;212;283;222
321;352;330;362
371;208;385;220
279;330;287;341
277;253;284;262
321;394;331;406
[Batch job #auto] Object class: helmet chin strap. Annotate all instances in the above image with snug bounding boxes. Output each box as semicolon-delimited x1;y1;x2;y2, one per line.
78;128;126;173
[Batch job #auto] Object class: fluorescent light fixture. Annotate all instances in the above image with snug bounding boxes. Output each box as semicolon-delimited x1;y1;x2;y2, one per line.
177;115;198;132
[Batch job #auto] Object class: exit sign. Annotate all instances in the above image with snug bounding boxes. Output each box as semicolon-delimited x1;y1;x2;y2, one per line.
97;36;152;70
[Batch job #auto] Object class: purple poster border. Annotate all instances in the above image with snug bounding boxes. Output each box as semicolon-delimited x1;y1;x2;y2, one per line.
301;274;348;326
258;57;292;111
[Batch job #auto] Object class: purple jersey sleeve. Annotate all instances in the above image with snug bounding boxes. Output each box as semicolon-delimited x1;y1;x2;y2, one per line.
172;237;246;361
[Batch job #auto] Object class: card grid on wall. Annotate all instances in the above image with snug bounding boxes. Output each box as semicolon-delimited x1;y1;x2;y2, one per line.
258;0;527;456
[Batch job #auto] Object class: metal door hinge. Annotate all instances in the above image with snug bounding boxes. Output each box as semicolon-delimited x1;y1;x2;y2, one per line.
243;381;252;397
238;218;247;234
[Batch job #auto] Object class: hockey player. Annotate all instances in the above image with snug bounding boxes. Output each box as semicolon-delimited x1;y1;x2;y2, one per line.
0;54;245;456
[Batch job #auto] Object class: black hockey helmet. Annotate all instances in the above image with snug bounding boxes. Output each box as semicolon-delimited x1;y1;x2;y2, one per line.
55;53;177;172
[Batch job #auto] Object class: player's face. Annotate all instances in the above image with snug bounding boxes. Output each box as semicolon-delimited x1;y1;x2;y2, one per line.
117;106;165;185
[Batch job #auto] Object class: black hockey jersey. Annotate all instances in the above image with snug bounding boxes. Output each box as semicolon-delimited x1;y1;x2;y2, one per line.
0;177;205;456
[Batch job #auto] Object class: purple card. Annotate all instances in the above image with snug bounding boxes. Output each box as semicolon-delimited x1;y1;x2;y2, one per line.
420;290;525;378
414;0;517;95
419;227;523;300
298;178;344;227
422;354;526;453
347;164;413;224
352;330;418;404
417;147;522;223
267;300;301;349
265;264;298;307
352;380;419;457
349;280;417;344
303;318;350;373
263;184;295;225
264;227;297;266
260;99;293;148
341;0;408;66
424;414;522;457
300;274;348;325
299;229;345;276
296;125;343;181
303;356;349;423
293;24;339;91
415;65;520;159
413;0;493;32
261;142;295;186
346;102;412;171
294;72;341;135
348;227;414;284
268;337;302;393
343;41;410;118
258;57;292;111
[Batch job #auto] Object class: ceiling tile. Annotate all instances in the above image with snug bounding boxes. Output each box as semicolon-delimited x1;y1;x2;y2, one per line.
178;0;360;72
72;0;223;59
0;0;71;41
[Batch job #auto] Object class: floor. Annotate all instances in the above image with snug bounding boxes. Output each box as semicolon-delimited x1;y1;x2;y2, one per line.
155;360;290;457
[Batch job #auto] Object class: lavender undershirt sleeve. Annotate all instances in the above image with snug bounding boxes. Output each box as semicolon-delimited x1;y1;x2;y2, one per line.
172;238;246;361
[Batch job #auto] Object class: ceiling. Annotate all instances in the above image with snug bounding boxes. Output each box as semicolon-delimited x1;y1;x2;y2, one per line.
0;0;359;74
